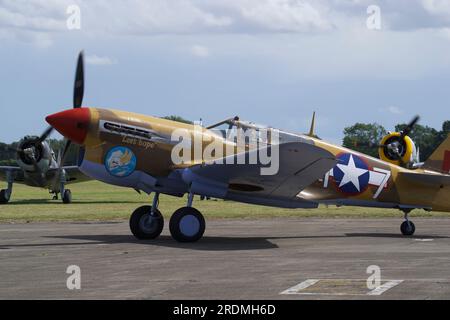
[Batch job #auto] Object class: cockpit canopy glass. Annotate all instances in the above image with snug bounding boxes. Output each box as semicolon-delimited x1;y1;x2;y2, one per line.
206;116;272;145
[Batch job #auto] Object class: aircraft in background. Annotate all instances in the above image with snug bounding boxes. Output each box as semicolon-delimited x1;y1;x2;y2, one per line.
0;134;89;204
0;55;90;204
46;52;450;242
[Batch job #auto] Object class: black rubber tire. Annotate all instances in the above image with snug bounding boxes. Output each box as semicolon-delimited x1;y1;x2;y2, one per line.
62;189;72;204
401;220;415;236
129;206;164;240
0;189;10;204
169;207;205;242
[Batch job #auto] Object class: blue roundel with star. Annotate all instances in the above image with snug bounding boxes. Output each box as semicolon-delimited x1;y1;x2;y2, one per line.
333;153;370;195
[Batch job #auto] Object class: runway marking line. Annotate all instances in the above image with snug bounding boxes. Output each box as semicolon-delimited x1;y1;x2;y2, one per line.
280;279;403;296
280;279;320;295
366;280;403;296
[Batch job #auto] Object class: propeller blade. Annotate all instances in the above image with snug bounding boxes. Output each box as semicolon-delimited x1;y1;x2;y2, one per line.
37;126;54;143
73;51;84;109
400;115;420;138
60;140;72;166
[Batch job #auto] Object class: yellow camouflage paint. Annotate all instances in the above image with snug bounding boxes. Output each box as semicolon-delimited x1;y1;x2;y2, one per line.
78;107;450;212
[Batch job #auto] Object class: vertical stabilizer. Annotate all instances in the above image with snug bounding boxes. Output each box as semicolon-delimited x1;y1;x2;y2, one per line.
424;134;450;174
308;111;316;137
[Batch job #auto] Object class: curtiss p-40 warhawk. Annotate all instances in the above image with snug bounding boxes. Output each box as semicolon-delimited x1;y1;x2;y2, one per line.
46;52;450;242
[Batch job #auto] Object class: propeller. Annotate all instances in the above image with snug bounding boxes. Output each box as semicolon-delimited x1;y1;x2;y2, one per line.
36;126;54;144
400;115;420;139
351;115;420;166
73;51;85;109
6;127;52;155
56;51;84;166
388;115;420;167
52;51;85;186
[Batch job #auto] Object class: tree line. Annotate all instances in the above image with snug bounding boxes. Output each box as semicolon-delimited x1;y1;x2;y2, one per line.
342;120;450;160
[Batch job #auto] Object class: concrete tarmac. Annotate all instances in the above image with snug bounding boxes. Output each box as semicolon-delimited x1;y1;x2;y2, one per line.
1;218;450;299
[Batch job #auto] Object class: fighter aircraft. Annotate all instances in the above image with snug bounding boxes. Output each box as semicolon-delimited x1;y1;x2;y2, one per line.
0;134;89;204
46;52;450;242
0;55;90;204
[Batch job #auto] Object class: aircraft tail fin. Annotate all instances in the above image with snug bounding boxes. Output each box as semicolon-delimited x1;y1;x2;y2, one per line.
424;134;450;174
307;111;316;137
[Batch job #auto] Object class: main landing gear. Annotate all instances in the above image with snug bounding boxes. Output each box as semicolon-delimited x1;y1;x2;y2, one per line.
57;177;72;204
0;189;11;204
0;172;13;204
51;189;72;203
400;209;415;236
129;192;206;242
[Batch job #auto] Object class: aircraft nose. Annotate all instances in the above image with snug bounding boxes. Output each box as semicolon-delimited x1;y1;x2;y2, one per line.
46;108;90;144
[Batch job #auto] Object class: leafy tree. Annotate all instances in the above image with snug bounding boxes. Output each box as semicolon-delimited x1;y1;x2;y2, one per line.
443;120;450;133
439;120;450;144
0;142;16;161
342;123;387;157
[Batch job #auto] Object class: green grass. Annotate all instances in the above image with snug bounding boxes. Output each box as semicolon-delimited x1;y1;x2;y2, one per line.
0;181;449;222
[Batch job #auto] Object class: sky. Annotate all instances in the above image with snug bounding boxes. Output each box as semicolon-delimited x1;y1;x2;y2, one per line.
1;0;450;144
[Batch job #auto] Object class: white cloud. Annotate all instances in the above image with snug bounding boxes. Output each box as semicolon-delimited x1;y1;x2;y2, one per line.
0;0;333;43
236;0;332;32
0;0;69;32
422;0;450;17
190;45;210;58
85;55;118;66
3;0;450;49
387;106;403;114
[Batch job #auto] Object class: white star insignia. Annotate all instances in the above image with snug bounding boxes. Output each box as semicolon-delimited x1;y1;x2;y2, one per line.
336;154;368;192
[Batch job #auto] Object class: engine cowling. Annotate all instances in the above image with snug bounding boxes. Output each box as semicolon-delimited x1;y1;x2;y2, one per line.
378;132;417;167
15;136;53;173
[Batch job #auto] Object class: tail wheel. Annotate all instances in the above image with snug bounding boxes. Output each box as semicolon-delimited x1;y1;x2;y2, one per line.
130;205;164;240
62;189;72;204
169;207;205;242
400;221;415;236
0;190;10;204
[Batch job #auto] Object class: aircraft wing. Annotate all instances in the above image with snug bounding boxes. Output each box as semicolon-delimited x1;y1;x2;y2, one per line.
185;141;337;200
400;171;450;187
0;166;25;183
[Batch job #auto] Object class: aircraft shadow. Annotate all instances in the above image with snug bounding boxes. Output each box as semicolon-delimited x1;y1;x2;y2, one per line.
43;235;279;251
1;232;446;251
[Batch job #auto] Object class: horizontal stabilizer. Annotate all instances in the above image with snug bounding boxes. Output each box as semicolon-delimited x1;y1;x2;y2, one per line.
400;171;450;187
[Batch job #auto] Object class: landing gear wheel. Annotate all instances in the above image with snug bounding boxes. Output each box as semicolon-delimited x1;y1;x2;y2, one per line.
400;220;415;236
169;207;205;242
130;206;164;240
62;189;72;204
0;189;10;204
